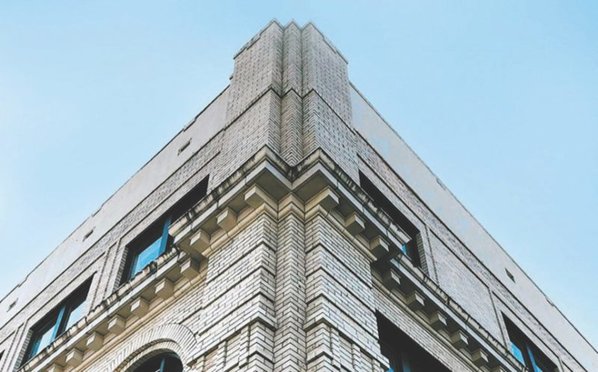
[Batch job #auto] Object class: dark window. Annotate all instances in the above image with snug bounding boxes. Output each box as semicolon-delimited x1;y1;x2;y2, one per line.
377;313;449;372
177;139;191;155
24;280;91;362
83;228;94;241
505;268;515;282
130;352;182;372
359;172;420;265
504;317;556;372
122;176;209;282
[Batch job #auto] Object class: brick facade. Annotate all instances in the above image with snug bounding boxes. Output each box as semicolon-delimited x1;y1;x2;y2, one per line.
0;20;594;372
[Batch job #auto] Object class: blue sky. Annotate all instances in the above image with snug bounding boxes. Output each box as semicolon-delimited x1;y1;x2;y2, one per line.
0;0;596;347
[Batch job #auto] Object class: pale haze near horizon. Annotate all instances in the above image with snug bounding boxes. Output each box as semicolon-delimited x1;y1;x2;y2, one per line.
0;1;596;347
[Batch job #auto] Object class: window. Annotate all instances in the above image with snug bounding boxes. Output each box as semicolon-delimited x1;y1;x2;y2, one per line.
83;228;94;241
359;172;421;265
504;317;556;372
24;280;91;362
122;176;209;282
377;313;449;372
177;139;191;155
505;268;515;282
130;352;182;372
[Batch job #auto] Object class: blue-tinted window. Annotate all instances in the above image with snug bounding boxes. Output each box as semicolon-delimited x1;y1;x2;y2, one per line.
126;221;170;280
28;320;54;358
63;294;87;331
510;342;526;364
122;176;209;282
130;236;163;277
24;280;91;362
504;317;556;372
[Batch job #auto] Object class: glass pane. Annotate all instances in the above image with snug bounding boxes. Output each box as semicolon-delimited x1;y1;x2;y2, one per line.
64;300;86;331
30;322;56;358
511;342;526;364
130;236;163;278
400;243;408;255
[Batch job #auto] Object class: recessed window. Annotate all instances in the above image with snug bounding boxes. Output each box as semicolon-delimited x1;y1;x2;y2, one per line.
177;139;191;155
435;177;447;190
359;171;421;266
122;176;209;282
504;316;556;372
132;352;182;372
24;280;91;362
8;299;17;311
125;219;171;280
377;312;449;372
505;269;515;282
83;228;94;241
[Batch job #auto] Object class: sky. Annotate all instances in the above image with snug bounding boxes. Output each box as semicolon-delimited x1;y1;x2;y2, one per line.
0;0;596;348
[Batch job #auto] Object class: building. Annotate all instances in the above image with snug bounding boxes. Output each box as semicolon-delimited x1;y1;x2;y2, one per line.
0;20;595;372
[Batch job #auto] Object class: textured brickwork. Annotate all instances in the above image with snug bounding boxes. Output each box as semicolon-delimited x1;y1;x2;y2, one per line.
303;91;359;180
429;233;502;338
305;215;385;367
280;90;303;166
226;22;283;123
302;24;352;125
273;211;307;371
215;90;281;186
280;23;304;166
0;20;593;372
282;23;303;95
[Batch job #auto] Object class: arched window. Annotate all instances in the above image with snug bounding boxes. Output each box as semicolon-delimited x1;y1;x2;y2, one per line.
129;352;182;372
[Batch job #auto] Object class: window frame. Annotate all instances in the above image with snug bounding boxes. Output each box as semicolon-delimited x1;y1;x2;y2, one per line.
358;171;421;266
504;316;556;372
121;176;209;283
23;280;91;362
122;216;173;281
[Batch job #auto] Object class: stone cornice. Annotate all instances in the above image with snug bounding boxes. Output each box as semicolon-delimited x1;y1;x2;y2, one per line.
171;146;524;372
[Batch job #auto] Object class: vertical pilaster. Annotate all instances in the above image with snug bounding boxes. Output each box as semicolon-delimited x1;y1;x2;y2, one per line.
301;24;359;180
282;22;303;94
301;24;352;124
217;21;360;183
214;21;284;186
226;21;283;123
304;214;387;370
273;203;307;371
280;22;304;166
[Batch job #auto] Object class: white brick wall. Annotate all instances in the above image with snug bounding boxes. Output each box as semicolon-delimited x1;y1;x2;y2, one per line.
0;20;593;372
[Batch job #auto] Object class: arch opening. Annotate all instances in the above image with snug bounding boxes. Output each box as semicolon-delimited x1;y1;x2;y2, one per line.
128;351;183;372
